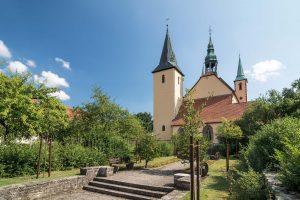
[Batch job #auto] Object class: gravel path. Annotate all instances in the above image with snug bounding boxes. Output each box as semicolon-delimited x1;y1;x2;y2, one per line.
50;161;189;200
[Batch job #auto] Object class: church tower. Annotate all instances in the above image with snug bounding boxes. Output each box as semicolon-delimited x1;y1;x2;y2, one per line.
204;33;218;75
152;28;184;140
234;55;248;102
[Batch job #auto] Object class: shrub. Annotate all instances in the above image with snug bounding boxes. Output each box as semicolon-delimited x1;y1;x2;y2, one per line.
275;132;300;191
0;143;106;177
0;143;36;177
244;117;300;172
230;169;265;200
156;141;173;157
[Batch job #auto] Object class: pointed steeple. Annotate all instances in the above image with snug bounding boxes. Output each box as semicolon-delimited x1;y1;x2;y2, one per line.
152;27;184;76
235;55;247;81
204;27;218;75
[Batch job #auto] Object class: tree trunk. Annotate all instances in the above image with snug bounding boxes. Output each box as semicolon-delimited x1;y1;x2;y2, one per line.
48;135;52;177
145;160;148;168
196;141;200;200
190;135;195;200
226;143;230;172
36;135;43;179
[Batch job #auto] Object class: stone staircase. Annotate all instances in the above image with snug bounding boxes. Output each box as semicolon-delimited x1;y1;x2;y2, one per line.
83;177;174;200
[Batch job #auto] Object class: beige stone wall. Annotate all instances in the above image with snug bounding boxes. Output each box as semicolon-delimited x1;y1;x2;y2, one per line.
190;74;232;99
234;80;247;102
153;69;183;140
172;122;221;143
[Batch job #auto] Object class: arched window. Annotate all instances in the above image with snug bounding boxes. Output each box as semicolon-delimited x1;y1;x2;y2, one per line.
162;125;165;131
178;77;180;84
178;127;184;135
202;125;213;141
162;75;165;83
239;82;242;90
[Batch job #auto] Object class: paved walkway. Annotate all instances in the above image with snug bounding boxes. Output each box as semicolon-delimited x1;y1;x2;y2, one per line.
50;161;189;200
103;160;190;187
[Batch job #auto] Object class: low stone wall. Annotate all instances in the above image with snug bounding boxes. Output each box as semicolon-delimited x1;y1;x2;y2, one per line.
264;171;300;200
0;175;91;200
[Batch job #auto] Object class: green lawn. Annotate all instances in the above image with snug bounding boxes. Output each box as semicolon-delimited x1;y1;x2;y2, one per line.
182;159;239;200
0;156;179;187
135;156;179;168
0;168;79;187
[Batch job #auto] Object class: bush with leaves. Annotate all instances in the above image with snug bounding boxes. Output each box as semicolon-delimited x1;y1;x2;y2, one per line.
230;169;265;200
0;143;106;177
156;141;173;157
244;117;300;172
274;131;300;191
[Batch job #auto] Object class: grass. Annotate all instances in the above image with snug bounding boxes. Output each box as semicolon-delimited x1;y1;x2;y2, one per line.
0;156;179;187
0;168;79;187
182;158;239;200
136;156;179;168
119;156;180;170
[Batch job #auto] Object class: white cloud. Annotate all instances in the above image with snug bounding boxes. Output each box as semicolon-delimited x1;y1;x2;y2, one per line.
26;59;36;68
34;71;69;88
0;40;12;58
55;57;71;70
7;61;28;73
49;90;70;101
246;60;285;82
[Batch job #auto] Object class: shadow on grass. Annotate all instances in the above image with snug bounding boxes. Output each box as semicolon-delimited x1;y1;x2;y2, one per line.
205;175;229;192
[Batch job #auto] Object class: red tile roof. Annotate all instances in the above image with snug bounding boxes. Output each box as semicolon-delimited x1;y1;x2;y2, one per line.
171;94;248;126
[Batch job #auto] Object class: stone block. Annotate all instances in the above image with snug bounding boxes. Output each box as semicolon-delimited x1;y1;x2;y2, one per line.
97;166;114;177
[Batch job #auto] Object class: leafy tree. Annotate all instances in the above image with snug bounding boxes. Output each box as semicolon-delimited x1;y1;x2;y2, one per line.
66;87;144;160
237;79;300;144
135;134;157;168
0;73;41;142
135;112;153;133
217;119;242;172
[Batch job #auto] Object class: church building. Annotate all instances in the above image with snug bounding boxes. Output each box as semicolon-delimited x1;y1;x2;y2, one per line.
152;28;248;142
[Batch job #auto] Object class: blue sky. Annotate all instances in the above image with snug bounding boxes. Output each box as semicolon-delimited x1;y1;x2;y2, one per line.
0;0;299;113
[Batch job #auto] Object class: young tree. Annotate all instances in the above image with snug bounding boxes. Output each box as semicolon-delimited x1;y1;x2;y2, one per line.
40;95;68;177
217;119;242;172
135;134;157;168
32;84;69;178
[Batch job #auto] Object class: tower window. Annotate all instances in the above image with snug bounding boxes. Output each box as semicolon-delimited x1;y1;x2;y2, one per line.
240;97;243;100
162;125;165;131
239;83;242;90
178;77;180;84
162;75;165;83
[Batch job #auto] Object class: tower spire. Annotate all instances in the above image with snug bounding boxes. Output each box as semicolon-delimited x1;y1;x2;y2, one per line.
235;54;247;81
152;26;184;76
204;27;218;75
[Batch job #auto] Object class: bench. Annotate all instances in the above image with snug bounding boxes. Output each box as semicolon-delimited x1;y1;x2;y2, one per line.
109;158;121;173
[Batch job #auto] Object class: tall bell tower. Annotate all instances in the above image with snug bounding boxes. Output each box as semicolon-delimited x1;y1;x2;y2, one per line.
234;55;248;102
152;27;184;140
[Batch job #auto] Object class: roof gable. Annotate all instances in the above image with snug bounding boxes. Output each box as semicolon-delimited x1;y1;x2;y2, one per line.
190;74;236;99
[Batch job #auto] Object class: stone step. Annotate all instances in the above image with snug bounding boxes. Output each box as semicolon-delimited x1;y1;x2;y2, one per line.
93;177;174;193
83;185;158;200
88;181;167;198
